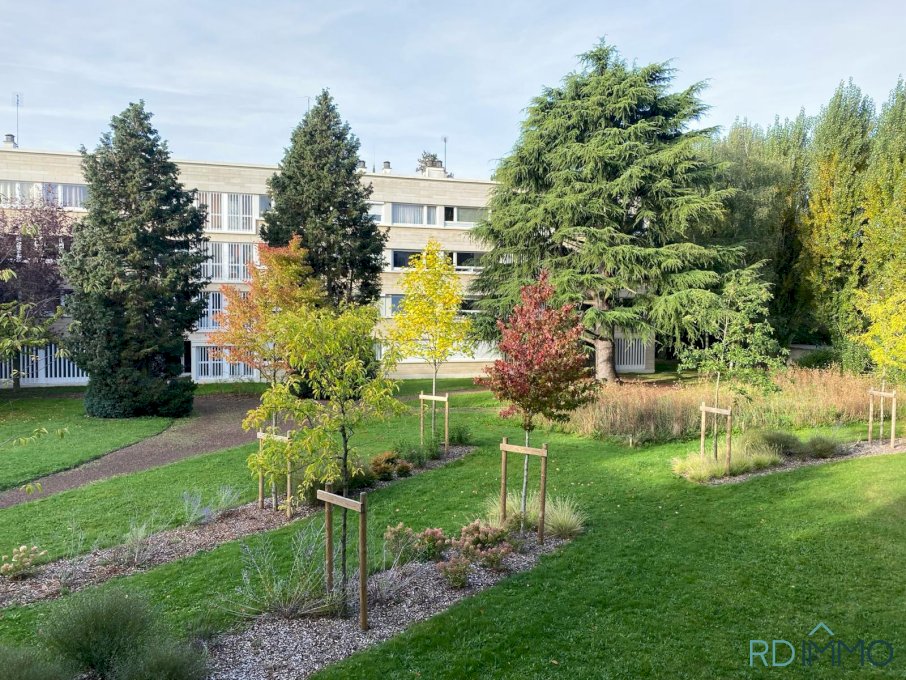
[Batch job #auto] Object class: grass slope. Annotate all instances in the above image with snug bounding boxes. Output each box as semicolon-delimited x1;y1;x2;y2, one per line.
0;397;170;491
0;393;901;679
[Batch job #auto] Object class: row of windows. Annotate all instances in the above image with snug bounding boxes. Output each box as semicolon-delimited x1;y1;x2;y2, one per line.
199;242;257;281
377;203;488;227
379;294;479;318
0;181;88;208
195;192;269;233
388;249;484;270
193;345;256;379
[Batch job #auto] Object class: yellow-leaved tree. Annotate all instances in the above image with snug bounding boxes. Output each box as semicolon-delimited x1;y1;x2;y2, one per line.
857;289;906;378
388;239;473;431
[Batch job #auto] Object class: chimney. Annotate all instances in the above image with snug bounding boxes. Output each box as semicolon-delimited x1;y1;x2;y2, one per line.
356;159;366;172
382;161;392;174
425;159;447;179
2;134;17;149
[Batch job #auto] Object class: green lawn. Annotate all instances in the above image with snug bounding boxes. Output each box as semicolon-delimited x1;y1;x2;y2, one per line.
0;398;902;679
0;397;171;491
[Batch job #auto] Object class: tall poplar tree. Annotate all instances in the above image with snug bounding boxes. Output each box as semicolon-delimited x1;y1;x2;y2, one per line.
801;80;874;359
473;41;738;381
63;102;208;418
262;89;386;306
862;79;906;294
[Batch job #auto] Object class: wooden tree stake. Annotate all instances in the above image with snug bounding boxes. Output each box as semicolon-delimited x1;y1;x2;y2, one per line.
699;404;733;474
317;488;369;631
868;389;897;447
499;438;549;544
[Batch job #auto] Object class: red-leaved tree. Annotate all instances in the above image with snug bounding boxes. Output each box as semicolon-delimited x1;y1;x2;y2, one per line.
476;270;597;518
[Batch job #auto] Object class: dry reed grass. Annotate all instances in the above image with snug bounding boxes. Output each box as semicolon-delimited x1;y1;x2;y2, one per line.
561;368;900;444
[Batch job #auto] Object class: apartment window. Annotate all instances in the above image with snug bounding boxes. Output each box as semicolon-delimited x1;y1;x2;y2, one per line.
200;241;224;280
228;243;256;280
426;206;437;225
368;202;384;223
59;184;88;208
197;191;222;230
227;193;254;231
391;203;424;225
460;298;479;314
194;345;222;378
390;294;405;315
259;195;271;215
443;206;455;222
454;252;482;269
198;291;224;330
0;180;38;205
391;250;420;269
456;207;487;224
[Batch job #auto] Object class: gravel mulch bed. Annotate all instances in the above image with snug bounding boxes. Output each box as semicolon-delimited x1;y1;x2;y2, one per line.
207;536;565;680
709;438;906;485
0;445;476;608
0;394;262;509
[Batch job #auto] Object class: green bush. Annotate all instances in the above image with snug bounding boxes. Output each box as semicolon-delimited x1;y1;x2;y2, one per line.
803;436;842;459
43;589;156;676
795;348;839;369
111;642;207;680
544;497;587;539
84;373;195;418
0;644;72;680
437;555;470;588
152;378;196;418
449;423;473;446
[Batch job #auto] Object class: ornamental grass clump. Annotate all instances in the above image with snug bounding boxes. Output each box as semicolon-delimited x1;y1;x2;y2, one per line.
484;490;541;532
1;545;47;579
544;497;587;539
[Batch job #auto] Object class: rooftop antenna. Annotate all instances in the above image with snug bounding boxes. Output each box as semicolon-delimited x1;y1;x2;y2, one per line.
441;135;448;173
12;93;22;146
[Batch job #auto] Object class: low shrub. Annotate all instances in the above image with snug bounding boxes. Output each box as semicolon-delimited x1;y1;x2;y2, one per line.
1;545;47;579
153;377;197;418
396;460;413;477
43;590;157;677
181;491;213;526
484;490;541;531
544;497;587;539
0;644;72;680
449;423;473;446
213;485;241;514
672;446;781;483
383;523;419;566
795;348;838;369
437;556;470;589
111;641;207;680
229;525;335;619
803;435;842;459
415;527;448;561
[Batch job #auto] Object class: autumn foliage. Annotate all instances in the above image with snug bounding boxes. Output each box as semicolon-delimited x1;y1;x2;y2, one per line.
477;271;597;433
209;236;322;384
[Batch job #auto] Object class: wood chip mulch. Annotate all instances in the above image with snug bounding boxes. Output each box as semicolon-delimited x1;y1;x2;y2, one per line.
207;536;566;680
0;445;476;608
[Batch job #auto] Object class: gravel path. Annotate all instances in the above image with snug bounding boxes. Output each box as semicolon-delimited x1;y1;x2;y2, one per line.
0;394;260;509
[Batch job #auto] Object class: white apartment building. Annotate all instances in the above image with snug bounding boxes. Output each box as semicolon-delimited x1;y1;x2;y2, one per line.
0;137;653;386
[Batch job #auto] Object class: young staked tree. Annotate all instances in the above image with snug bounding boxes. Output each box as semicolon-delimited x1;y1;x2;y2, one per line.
262;89;387;306
679;264;785;458
0;200;73;389
801;80;875;363
476;271;597;521
472;40;738;381
387;239;472;434
208;236;323;387
62;102;208;418
244;304;401;612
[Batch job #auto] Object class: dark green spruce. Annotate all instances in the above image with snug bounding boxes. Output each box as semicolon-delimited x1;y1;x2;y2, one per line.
262;89;386;306
472;40;740;381
62;102;208;418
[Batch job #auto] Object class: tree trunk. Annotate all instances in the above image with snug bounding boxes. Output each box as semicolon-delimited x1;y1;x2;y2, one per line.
521;429;529;533
340;425;350;618
594;337;619;382
431;366;437;440
712;372;721;461
11;352;20;392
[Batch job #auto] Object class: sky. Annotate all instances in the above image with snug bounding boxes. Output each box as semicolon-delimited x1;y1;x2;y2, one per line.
1;0;905;180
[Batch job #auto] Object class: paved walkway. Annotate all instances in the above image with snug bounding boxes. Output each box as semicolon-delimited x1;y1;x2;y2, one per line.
0;394;260;509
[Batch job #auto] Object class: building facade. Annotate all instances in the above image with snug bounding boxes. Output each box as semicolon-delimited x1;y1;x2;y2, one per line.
0;141;654;386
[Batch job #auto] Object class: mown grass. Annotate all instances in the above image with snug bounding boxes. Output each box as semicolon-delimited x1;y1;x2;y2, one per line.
0;398;170;491
0;400;902;680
